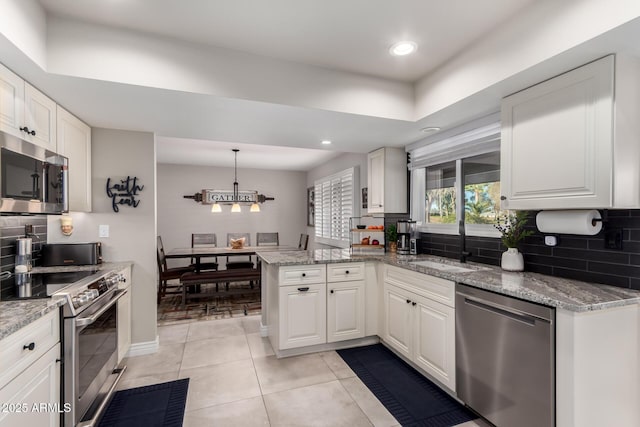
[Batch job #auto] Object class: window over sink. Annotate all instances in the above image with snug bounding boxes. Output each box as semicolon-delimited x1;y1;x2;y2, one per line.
408;115;505;237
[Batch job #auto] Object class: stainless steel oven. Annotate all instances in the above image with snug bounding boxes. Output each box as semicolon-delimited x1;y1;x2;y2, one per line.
54;271;127;427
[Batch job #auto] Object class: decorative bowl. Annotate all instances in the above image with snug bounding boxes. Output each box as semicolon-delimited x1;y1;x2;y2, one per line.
356;225;366;229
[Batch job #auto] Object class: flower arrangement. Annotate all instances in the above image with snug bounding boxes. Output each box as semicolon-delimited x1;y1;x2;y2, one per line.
494;211;534;249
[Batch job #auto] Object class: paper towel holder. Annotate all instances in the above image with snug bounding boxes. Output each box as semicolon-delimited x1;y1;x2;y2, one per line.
591;210;608;227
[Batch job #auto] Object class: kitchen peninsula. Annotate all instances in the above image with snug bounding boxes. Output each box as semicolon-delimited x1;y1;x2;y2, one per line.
257;249;640;427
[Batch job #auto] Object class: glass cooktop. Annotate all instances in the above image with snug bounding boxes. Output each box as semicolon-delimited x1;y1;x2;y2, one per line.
1;269;99;300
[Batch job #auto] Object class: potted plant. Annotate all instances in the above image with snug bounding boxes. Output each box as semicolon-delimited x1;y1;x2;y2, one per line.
494;211;534;271
386;224;397;253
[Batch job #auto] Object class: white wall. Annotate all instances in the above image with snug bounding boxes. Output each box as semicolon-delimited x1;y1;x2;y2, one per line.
48;128;158;346
306;152;368;249
157;163;306;259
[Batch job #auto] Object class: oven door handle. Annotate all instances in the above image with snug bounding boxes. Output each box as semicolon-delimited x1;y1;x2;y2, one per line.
75;289;127;327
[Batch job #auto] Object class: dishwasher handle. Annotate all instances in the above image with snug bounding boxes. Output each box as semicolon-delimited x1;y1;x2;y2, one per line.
459;292;551;326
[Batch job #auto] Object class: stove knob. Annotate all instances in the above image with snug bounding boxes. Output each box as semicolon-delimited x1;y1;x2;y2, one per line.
78;294;89;305
72;296;81;307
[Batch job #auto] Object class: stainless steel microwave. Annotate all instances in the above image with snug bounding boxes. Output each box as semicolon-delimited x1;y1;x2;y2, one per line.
0;132;68;214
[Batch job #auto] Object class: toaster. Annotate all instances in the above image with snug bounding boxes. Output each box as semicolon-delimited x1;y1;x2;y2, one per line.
41;242;103;266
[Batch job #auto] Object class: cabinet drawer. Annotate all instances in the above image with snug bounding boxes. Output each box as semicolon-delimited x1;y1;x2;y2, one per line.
278;264;326;285
327;262;365;282
0;309;60;389
384;265;455;308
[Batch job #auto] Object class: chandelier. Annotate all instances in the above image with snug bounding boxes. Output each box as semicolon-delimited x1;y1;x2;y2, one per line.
183;149;274;212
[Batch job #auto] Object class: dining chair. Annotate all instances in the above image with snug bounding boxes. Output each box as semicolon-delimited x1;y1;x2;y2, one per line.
156;236;195;304
225;233;254;269
257;232;279;246
298;233;309;250
191;233;218;271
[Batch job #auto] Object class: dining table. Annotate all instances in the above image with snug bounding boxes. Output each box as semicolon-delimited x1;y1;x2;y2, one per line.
165;245;299;308
165;245;298;271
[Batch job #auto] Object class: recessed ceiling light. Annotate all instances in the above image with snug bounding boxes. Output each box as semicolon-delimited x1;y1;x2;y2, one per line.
420;126;441;134
390;41;417;56
321;140;332;145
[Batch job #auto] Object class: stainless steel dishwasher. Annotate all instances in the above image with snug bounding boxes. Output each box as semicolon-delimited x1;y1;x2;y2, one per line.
455;283;555;427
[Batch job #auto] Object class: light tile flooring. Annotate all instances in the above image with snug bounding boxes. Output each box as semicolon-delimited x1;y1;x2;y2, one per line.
118;315;491;427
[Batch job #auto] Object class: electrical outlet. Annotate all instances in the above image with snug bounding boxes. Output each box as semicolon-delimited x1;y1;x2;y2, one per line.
604;228;623;250
99;225;110;238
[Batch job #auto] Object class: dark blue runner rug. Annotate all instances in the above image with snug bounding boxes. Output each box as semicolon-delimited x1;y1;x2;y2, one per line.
337;344;475;427
97;379;189;427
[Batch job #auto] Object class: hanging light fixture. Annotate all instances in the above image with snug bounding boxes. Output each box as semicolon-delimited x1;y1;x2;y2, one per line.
183;148;275;211
230;149;241;213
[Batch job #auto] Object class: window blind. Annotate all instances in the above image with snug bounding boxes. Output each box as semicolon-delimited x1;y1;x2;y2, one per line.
408;115;501;170
314;167;356;248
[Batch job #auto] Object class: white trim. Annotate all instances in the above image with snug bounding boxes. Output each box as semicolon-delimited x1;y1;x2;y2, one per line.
126;336;159;357
465;224;501;238
418;223;458;235
260;322;269;338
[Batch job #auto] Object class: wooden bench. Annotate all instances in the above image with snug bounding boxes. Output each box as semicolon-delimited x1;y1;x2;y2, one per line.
180;268;261;308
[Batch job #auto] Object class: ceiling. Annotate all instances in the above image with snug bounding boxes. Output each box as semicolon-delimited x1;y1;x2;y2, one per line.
3;1;634;171
37;0;533;83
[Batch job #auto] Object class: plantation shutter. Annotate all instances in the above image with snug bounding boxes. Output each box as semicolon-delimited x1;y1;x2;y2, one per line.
314;167;357;248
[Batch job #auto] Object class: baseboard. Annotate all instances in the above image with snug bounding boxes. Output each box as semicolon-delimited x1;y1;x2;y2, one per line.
260;322;269;337
126;335;159;357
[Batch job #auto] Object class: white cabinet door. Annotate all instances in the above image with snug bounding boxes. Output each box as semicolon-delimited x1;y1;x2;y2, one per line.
117;267;132;362
383;283;412;359
0;63;25;137
413;294;456;391
327;280;365;343
0;344;60;427
501;55;614;209
23;82;56;151
367;148;385;213
57;106;92;212
279;283;326;349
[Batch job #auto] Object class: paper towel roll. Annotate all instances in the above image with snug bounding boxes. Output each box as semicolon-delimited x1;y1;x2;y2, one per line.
536;210;602;235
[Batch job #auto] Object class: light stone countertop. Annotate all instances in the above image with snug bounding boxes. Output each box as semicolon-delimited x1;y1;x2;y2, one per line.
257;249;640;312
0;261;134;341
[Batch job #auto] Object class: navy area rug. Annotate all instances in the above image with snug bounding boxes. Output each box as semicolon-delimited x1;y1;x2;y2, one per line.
337;345;475;427
97;379;189;427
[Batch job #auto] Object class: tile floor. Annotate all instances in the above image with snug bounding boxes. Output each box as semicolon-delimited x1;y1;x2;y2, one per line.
118;315;491;427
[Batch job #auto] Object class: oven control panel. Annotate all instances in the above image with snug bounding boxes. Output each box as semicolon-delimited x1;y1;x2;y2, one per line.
55;271;126;315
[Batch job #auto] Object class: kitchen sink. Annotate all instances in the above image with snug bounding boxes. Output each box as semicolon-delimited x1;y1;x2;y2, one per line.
409;260;485;273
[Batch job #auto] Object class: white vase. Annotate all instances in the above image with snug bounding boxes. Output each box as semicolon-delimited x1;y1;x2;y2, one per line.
501;247;524;272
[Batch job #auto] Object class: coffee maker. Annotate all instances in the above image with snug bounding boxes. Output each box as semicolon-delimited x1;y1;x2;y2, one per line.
397;220;415;255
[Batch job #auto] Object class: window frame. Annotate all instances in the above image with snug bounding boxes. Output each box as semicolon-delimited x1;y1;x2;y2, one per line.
408;115;502;238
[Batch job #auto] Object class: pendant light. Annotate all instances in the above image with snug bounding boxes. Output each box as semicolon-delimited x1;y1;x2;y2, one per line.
231;149;241;213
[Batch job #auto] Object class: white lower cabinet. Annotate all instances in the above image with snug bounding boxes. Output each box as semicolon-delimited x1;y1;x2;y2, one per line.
383;266;456;392
0;344;61;427
278;282;327;349
327;279;365;343
117;266;132;362
0;309;61;427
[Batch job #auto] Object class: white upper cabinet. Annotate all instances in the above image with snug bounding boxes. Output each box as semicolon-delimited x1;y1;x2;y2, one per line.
24;82;57;150
57;105;92;212
0;63;25;136
0;63;56;150
367;147;407;213
501;54;640;209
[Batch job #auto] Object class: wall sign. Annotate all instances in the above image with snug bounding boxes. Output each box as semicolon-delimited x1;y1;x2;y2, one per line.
106;176;144;212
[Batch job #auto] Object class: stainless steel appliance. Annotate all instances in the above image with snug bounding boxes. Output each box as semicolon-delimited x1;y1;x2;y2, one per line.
42;243;103;266
1;269;127;427
15;237;33;271
54;270;127;427
456;283;555;427
396;220;415;255
0;132;68;214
